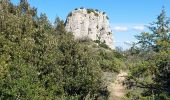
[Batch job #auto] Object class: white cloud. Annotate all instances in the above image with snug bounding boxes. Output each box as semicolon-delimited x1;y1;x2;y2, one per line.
112;26;128;32
132;25;145;31
111;23;146;32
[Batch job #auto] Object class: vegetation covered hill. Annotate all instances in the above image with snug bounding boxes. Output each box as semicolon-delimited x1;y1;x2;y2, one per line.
0;0;124;99
0;0;169;100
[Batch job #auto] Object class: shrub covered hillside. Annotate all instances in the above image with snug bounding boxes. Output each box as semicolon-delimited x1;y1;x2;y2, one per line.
0;0;124;99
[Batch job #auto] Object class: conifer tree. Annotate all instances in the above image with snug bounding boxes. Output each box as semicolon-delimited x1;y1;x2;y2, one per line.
125;8;170;99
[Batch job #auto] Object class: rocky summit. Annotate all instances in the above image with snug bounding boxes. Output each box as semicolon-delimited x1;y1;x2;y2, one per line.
65;8;114;49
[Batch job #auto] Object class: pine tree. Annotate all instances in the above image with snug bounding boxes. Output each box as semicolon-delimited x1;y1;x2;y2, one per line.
125;7;170;99
136;7;170;52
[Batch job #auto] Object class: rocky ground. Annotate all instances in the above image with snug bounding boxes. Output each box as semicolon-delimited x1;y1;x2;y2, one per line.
107;71;127;100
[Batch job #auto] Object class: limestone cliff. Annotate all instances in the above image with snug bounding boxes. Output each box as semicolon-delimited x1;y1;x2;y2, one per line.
65;8;114;49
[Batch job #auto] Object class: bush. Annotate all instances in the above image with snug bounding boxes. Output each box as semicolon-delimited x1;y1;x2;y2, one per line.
99;42;110;49
97;49;125;72
80;7;84;9
87;9;99;16
0;1;108;99
96;25;99;29
106;16;109;20
68;12;72;17
124;8;170;99
57;35;105;98
108;32;112;35
95;9;99;12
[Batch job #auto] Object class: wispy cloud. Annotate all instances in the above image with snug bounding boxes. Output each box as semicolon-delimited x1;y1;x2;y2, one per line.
132;25;145;31
112;26;128;32
111;23;146;32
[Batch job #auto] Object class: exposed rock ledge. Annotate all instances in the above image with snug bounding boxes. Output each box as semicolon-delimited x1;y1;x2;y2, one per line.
65;8;114;49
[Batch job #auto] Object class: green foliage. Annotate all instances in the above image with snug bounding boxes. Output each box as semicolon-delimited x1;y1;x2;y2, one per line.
54;16;66;34
99;42;110;49
0;1;126;99
96;25;99;29
87;9;99;16
95;9;99;12
57;38;103;98
68;12;72;17
80;7;84;9
106;16;109;20
135;8;170;52
96;49;125;73
0;1;110;99
94;36;110;49
108;32;112;35
124;7;170;99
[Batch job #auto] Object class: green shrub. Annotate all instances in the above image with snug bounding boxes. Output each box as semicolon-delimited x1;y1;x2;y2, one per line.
96;25;99;29
95;9;99;12
68;12;72;17
106;16;109;20
87;9;99;16
80;7;84;9
108;32;112;35
0;1;108;99
124;8;170;99
97;49;125;72
99;42;109;49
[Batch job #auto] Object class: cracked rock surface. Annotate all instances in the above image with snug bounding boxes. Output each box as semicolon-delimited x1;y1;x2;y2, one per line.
65;8;114;49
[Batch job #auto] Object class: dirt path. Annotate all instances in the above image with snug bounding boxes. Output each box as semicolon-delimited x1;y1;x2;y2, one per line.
108;71;127;100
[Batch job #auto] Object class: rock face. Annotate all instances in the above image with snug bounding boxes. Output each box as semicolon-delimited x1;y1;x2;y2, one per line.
65;8;114;49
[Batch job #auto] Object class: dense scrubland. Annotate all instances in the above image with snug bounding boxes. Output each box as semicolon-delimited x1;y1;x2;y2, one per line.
122;7;170;100
0;0;169;100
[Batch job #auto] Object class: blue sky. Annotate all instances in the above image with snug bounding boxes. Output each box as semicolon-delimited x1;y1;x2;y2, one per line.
12;0;170;49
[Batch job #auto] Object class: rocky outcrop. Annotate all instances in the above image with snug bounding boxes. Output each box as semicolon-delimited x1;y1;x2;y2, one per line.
65;8;114;49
